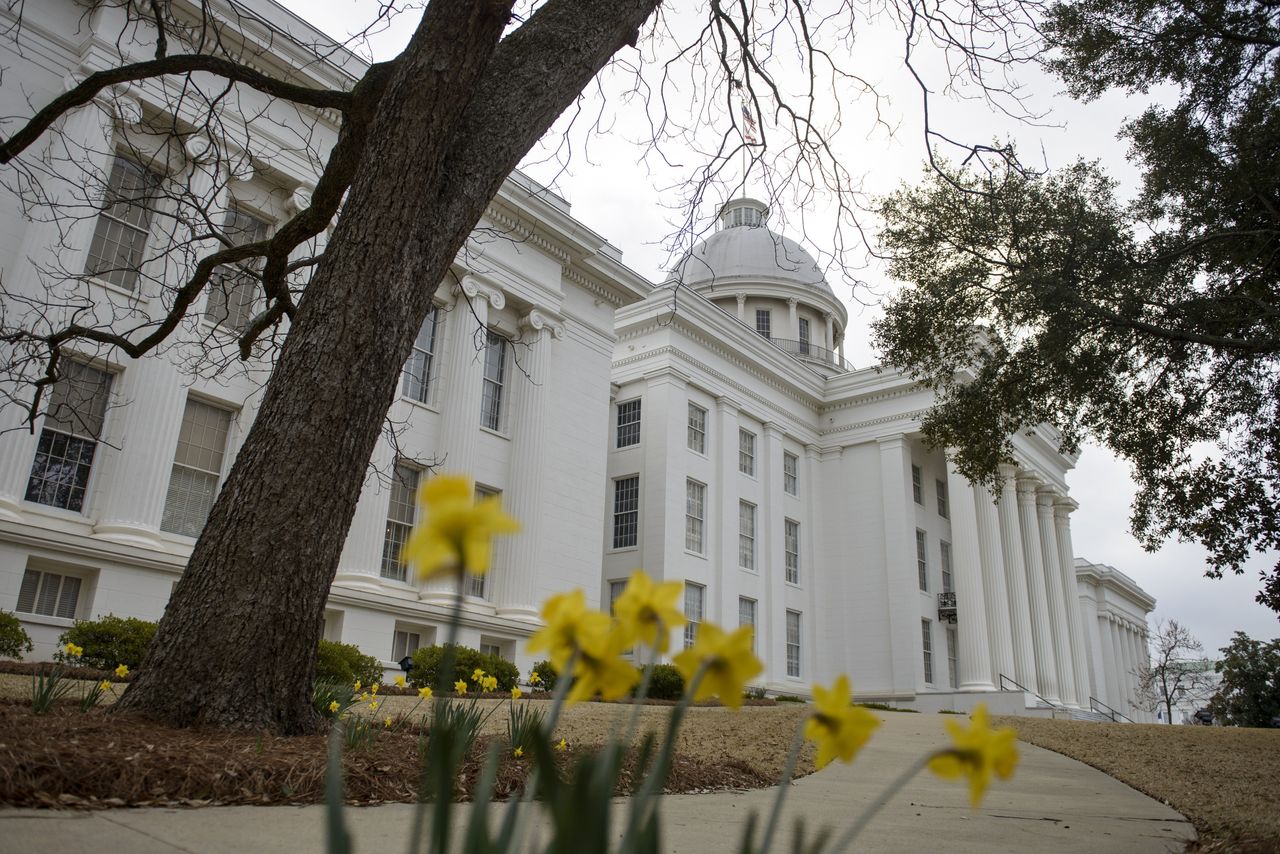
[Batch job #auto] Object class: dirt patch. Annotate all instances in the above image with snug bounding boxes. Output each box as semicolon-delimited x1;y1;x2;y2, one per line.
0;695;813;809
993;715;1280;851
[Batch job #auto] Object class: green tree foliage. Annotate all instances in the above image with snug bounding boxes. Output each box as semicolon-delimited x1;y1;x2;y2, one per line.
874;0;1280;610
315;639;384;689
0;611;33;660
1210;632;1280;727
55;615;156;670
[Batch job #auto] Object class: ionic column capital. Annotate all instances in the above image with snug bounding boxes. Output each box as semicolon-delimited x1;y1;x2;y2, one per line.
519;308;565;341
456;274;505;309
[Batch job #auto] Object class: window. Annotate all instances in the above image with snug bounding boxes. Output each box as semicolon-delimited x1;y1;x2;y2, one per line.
608;579;627;614
755;309;771;338
798;317;811;354
685;479;705;553
401;305;441;404
783;452;798;495
466;485;500;598
936;479;949;519
25;361;112;513
480;330;507;430
616;399;641;448
687;403;707;454
738;597;757;652
911;464;923;504
161;397;234;537
946;626;959;688
786;610;801;677
683;582;704;648
784;519;800;584
916;529;928;591
480;641;503;659
739;428;756;475
206;207;270;331
612;476;639;549
940;540;954;594
738;501;756;570
381;464;419;581
392;628;421;661
84;155;160;291
16;568;82;619
922;620;934;684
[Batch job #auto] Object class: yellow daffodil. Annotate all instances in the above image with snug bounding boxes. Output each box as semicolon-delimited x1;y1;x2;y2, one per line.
114;664;129;678
454;679;468;695
64;642;83;658
927;704;1019;807
804;675;880;769
395;675;406;688
472;668;486;682
481;675;498;692
511;686;522;700
555;738;568;752
98;679;111;691
371;683;379;695
360;692;370;702
513;746;524;759
612;570;685;652
401;474;519;579
673;623;762;710
384;716;393;728
529;671;542;685
527;590;611;671
353;680;361;692
328;700;340;713
369;700;379;711
565;635;640;706
418;686;433;700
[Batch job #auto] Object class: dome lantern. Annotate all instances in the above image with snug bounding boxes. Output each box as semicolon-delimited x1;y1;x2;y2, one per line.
718;197;769;230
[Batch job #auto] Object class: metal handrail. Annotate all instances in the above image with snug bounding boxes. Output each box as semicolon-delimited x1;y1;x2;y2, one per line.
764;337;855;372
998;673;1062;710
1089;696;1134;724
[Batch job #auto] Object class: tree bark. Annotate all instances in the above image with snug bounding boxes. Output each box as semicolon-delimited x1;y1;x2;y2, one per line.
118;0;661;732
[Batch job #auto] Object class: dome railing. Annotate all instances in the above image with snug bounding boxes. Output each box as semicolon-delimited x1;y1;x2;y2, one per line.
765;336;854;373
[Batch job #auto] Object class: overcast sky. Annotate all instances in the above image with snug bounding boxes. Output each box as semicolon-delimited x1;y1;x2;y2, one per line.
277;1;1278;655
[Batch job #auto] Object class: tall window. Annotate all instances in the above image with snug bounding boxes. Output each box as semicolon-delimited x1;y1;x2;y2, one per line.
916;529;928;591
84;155;160;291
738;501;756;570
161;397;234;537
467;486;499;598
685;479;705;553
16;568;82;619
755;308;771;338
608;579;627;614
946;626;959;688
687;403;707;454
784;519;800;584
683;582;705;648
911;464;923;504
940;540;954;593
401;305;441;403
612;476;639;549
922;619;934;683
205;207;270;331
739;428;756;475
381;464;419;581
392;628;421;662
25;361;112;513
936;479;949;519
616;399;641;447
480;331;507;430
738;597;757;652
786;610;802;677
798;317;811;354
783;451;798;495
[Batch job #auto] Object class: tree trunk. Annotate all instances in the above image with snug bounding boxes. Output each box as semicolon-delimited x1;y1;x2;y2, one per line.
118;0;660;732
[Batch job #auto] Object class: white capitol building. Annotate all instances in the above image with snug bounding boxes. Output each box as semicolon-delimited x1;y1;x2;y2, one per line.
0;0;1154;721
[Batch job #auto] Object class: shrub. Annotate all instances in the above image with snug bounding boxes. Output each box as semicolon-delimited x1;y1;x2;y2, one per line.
531;659;557;691
645;663;685;701
408;644;519;692
315;639;383;689
0;611;33;660
55;615;156;670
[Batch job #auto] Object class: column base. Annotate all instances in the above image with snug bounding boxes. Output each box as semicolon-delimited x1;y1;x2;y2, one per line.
959;680;998;692
495;605;541;623
0;495;23;522
91;522;165;549
332;572;387;594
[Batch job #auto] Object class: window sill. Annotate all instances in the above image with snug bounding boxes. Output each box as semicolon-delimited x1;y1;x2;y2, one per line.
607;546;639;554
16;612;75;630
479;426;509;441
615;442;642;452
785;581;801;589
684;549;707;560
739;566;757;573
398;396;441;416
86;275;147;302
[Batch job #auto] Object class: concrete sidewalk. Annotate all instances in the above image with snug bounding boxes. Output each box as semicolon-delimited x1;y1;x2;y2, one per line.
0;712;1195;853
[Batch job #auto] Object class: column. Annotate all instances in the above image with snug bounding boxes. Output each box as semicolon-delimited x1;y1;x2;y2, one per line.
1132;627;1149;720
735;294;746;322
787;298;799;340
421;276;497;603
494;310;562;621
973;483;1016;682
1118;621;1136;716
1017;475;1059;702
1054;499;1093;708
946;458;996;691
878;435;921;694
763;424;786;671
996;464;1037;690
1107;616;1126;712
823;312;835;352
714;397;735;631
1037;488;1078;707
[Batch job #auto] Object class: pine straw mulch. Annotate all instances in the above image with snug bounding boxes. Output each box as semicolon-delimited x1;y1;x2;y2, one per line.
991;715;1280;854
0;699;778;810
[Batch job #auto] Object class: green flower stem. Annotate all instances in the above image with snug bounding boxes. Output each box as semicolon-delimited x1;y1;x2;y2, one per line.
830;753;934;852
757;722;808;853
619;642;660;749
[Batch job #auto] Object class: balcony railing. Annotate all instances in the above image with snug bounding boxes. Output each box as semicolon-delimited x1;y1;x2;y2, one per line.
764;337;855;373
937;591;957;624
